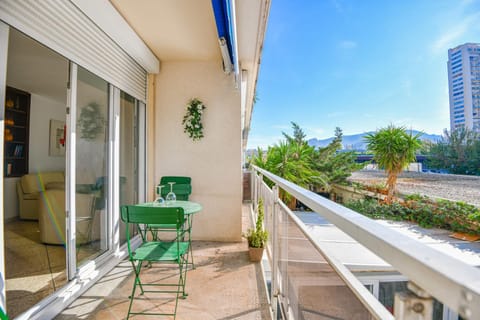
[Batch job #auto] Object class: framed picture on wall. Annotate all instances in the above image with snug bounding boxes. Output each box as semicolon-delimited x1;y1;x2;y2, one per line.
49;119;66;157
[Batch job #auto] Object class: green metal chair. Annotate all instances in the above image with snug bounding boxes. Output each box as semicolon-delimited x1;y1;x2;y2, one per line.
153;176;196;269
158;176;192;201
121;205;190;319
0;306;8;320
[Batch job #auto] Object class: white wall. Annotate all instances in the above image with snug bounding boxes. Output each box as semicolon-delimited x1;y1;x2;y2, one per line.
3;93;65;220
3;178;18;220
155;61;242;241
29;93;66;172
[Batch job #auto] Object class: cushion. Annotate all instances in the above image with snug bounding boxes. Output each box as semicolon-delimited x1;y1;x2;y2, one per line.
20;171;64;194
23;192;40;200
46;182;65;190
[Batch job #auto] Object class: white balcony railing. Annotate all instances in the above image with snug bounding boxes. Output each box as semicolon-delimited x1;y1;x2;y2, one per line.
250;165;480;319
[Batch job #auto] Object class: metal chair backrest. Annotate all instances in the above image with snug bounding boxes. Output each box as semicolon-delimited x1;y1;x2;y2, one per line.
159;176;192;201
121;205;185;227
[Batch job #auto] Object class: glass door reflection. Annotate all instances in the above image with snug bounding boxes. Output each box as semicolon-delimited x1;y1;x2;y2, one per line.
75;66;109;266
119;91;139;244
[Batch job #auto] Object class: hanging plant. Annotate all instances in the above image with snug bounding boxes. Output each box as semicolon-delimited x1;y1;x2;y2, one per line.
182;98;206;141
77;102;105;140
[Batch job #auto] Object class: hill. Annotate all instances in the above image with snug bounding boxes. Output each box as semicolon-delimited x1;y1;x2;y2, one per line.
307;130;441;151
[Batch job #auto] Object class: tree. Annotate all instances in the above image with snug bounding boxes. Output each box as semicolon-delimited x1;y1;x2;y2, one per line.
426;128;480;175
251;124;361;207
314;127;362;190
364;125;422;203
282;121;307;145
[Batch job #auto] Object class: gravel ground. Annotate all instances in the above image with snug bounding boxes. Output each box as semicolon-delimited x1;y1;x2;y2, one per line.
349;170;480;207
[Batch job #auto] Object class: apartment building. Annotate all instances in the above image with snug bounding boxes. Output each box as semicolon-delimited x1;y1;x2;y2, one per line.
447;43;480;132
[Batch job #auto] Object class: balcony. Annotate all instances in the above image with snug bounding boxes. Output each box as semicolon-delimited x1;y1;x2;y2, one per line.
54;166;479;320
55;204;271;320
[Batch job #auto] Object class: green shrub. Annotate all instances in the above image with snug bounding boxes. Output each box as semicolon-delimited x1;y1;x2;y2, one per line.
344;196;480;235
246;198;268;248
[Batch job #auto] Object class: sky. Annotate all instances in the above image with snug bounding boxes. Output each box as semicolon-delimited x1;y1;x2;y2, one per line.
247;0;480;149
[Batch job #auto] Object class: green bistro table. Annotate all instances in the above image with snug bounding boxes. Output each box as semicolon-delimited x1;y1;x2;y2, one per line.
136;200;202;214
135;200;202;269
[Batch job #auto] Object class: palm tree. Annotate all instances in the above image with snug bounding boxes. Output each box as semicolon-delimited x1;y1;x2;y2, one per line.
364;125;422;203
264;141;317;208
251;123;362;207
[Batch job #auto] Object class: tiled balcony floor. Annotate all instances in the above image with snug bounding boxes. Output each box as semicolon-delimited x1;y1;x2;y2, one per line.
56;204;271;319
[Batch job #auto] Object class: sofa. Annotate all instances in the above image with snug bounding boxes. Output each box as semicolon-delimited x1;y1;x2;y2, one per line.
38;189;99;245
17;171;101;245
17;171;65;220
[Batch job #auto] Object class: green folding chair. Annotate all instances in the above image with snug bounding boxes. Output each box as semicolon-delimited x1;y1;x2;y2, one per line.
0;306;8;320
158;176;192;201
121;205;190;319
154;176;196;269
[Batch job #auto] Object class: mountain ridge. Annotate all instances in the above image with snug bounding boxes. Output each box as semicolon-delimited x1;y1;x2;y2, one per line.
307;130;441;151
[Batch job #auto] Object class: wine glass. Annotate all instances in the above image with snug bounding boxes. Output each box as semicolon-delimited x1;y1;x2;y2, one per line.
166;182;176;203
154;185;165;206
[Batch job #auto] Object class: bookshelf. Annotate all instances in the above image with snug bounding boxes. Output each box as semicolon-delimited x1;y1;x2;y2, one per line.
4;86;30;177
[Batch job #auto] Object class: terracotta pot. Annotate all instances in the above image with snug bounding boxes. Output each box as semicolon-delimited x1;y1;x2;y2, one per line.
248;247;264;262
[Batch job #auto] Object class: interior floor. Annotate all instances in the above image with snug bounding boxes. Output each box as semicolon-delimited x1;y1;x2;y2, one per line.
4;219;97;318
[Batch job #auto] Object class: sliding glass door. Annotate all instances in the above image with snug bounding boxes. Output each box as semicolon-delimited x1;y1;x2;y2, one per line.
119;91;139;244
0;23;146;318
74;66;110;267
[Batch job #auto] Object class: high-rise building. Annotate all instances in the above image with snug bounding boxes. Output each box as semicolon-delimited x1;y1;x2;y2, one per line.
447;43;480;133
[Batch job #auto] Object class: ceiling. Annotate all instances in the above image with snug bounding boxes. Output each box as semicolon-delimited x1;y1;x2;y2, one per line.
7;29;68;104
108;0;270;150
110;0;221;62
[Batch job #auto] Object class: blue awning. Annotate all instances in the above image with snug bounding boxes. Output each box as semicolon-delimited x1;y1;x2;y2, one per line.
211;0;235;66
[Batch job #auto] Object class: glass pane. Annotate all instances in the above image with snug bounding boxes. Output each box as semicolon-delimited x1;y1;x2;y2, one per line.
379;281;408;314
4;28;69;318
119;91;138;244
275;209;375;319
75;66;109;266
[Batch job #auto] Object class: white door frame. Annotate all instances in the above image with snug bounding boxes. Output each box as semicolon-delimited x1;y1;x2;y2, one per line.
0;20;9;314
66;62;78;279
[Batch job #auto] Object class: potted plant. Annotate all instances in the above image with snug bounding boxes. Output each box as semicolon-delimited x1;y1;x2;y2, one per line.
246;198;268;262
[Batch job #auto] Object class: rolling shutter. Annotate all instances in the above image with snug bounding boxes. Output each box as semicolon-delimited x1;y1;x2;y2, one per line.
0;0;147;102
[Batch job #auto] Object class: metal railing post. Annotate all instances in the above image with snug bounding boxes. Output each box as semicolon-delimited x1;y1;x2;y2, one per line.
271;184;279;319
253;170;258;212
394;282;433;320
257;173;263;214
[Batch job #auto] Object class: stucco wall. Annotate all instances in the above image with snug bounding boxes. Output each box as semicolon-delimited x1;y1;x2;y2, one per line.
155;61;242;241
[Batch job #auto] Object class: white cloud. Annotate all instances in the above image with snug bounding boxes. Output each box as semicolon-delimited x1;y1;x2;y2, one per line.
331;0;344;13
461;0;477;6
431;12;480;54
246;134;282;149
339;40;357;49
437;87;451;122
327;111;346;118
271;124;290;130
401;79;412;97
304;127;326;139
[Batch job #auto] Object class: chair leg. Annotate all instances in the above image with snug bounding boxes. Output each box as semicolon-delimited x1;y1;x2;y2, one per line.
131;260;145;295
179;253;189;298
137;224;148;241
126;260;147;319
188;243;195;270
187;215;195;269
